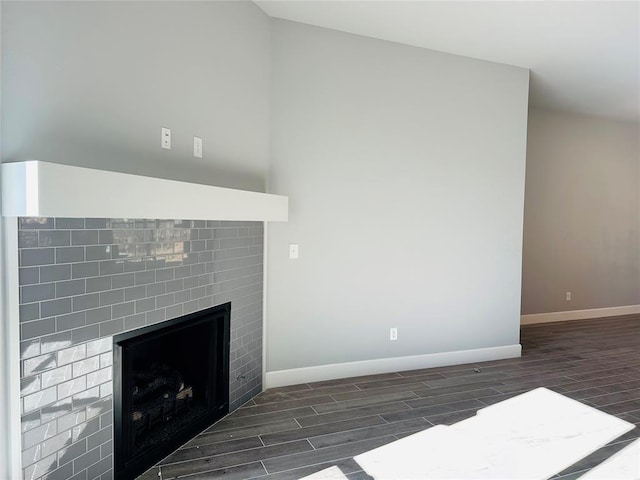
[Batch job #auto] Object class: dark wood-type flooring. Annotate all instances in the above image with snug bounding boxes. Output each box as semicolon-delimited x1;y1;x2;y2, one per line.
141;314;640;480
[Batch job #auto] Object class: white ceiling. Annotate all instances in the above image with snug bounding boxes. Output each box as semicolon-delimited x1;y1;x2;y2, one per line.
256;1;640;122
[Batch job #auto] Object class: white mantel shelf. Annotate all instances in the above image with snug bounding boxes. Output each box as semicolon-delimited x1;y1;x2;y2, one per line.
1;161;288;221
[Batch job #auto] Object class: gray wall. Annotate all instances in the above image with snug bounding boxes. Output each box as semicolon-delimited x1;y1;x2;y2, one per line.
17;217;264;480
1;1;270;192
522;108;640;314
266;21;530;372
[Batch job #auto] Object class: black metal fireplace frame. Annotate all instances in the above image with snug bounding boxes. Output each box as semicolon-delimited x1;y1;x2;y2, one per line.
113;303;230;480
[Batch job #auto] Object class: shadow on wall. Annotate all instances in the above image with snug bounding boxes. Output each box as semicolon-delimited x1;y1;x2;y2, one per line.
22;396;112;479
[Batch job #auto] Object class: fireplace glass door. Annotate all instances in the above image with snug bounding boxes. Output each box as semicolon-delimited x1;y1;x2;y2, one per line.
114;303;230;480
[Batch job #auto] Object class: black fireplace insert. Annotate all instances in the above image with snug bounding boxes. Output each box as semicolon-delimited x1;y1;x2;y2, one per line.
113;303;230;480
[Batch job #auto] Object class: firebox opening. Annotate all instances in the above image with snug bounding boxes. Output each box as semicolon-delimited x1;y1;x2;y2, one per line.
113;303;230;480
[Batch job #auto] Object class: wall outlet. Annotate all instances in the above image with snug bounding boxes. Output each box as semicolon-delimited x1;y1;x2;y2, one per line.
566;291;572;301
161;127;171;150
193;136;203;158
289;244;299;259
390;328;398;341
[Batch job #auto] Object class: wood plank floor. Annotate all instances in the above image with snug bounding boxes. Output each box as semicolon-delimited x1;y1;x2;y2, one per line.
141;314;640;480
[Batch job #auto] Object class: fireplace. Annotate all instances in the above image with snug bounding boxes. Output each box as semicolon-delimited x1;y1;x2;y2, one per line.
113;303;230;480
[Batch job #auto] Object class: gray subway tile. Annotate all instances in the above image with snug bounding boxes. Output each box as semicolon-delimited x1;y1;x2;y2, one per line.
55;218;84;229
199;296;214;310
86;339;111;357
124;286;145;302
190;286;206;300
165;279;184;293
145;309;165;325
112;219;135;229
21;376;41;396
42;298;72;318
145;258;166;270
134;270;155;285
40;264;72;283
191;240;205;252
24;386;57;413
111;273;134;288
55;247;85;264
100;437;112;455
58;377;87;399
191;263;206;275
19;231;39;248
100;289;124;306
70;470;88;480
56;279;86;298
71;231;99;246
98;230;114;245
40;332;73;354
20;303;41;322
146;282;166;297
85;306;112;325
72;388;100;412
100;319;124;337
58;344;86;366
156;293;175;308
73;293;100;312
22;443;41;468
86;276;112;293
58;410;86;433
112;302;134;319
85;218;110;229
183;276;198;290
72;417;99;442
41;428;72;458
87;454;112;479
57;440;87;471
198;229;213;240
46;458;73;480
174;265;191;279
23;353;57;376
72;357;100;378
19;267;40;285
72;262;100;279
125;314;146;331
39;231;71;247
99;260;123;276
174;290;190;304
24;420;57;449
135;298;155;314
21;411;42;433
41;365;73;388
183;300;199;314
57;312;86;332
123;259;145;272
215;227;239;239
21;248;55;267
86;367;111;389
23;318;56;340
86;246;112;261
73;446;101;473
166;304;183;320
20;339;41;359
20;217;55;230
72;325;100;344
155;268;174;281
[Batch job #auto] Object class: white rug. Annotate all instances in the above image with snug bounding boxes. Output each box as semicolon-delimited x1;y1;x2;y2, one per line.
351;388;634;479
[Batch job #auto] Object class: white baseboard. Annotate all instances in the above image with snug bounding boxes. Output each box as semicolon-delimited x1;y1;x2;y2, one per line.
521;305;640;325
264;344;522;389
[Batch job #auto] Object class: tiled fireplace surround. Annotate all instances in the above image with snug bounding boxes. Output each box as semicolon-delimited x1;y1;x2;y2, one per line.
15;217;265;480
